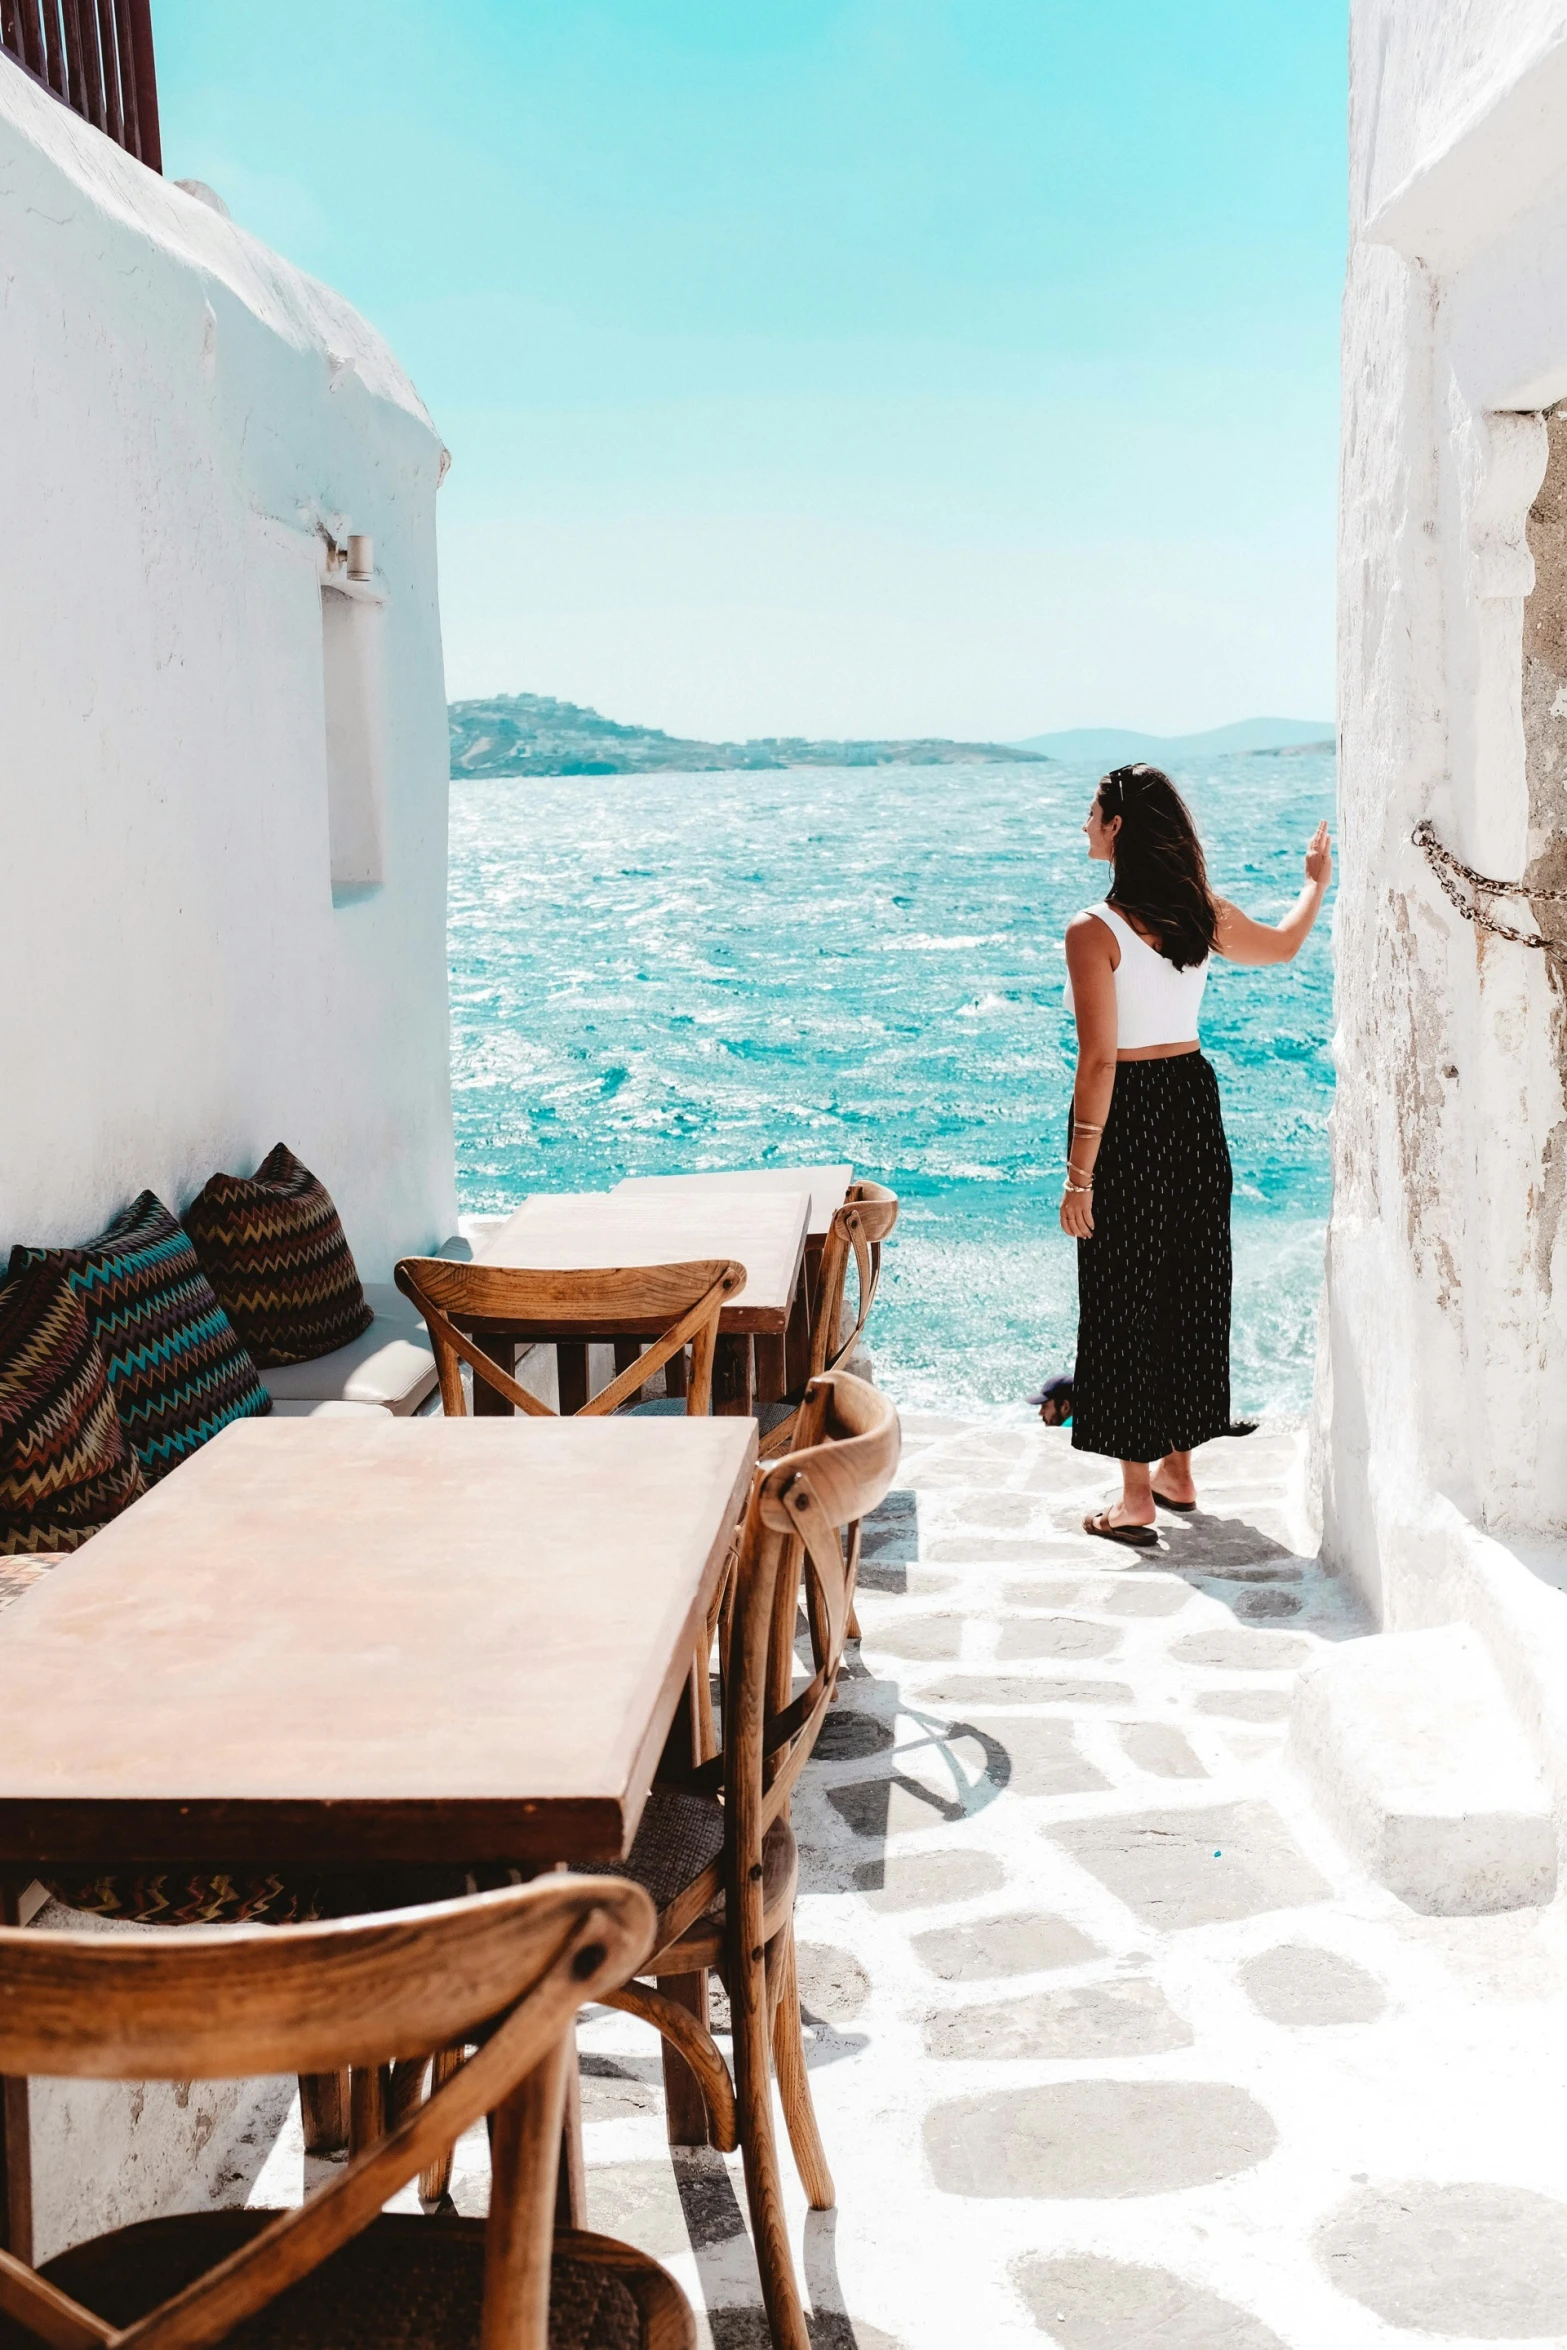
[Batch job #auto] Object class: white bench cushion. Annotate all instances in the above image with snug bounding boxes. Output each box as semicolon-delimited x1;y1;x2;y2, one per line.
358;1280;427;1332
260;1319;436;1415
267;1399;389;1419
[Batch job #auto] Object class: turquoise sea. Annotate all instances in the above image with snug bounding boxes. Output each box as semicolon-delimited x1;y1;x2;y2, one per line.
448;752;1336;1423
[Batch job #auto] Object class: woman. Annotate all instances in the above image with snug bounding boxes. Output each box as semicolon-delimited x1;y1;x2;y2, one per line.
1060;763;1330;1546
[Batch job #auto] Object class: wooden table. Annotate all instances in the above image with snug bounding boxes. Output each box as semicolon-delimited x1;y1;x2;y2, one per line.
613;1167;853;1394
0;1414;755;2251
611;1164;853;1241
475;1189;811;1415
0;1416;753;1869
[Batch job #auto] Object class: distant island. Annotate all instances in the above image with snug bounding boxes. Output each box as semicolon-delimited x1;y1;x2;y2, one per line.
1013;716;1335;762
449;693;1048;777
447;694;1336;778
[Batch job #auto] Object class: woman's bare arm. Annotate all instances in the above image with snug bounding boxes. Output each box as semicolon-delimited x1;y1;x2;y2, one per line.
1214;821;1332;966
1061;913;1118;1240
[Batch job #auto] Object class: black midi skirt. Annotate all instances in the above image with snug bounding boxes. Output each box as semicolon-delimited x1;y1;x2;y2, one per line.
1070;1052;1232;1463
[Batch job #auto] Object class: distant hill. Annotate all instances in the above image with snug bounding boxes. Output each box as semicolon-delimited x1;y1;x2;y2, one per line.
1013;716;1335;763
449;693;1049;777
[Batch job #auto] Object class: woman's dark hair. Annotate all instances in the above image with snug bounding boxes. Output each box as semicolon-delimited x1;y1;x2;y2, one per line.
1096;764;1219;969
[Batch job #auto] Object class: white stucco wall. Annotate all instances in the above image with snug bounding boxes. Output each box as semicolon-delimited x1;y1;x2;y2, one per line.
1326;3;1567;1737
0;65;455;1278
1355;0;1567;257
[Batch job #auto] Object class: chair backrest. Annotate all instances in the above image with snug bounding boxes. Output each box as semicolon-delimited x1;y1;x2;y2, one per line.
394;1256;746;1418
809;1180;899;1380
721;1372;900;1881
0;1875;653;2350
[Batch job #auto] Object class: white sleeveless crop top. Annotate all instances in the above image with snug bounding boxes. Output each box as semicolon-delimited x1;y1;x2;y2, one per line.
1062;903;1209;1049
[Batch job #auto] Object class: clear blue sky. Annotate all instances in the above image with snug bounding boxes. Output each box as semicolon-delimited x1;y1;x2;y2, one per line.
155;1;1346;742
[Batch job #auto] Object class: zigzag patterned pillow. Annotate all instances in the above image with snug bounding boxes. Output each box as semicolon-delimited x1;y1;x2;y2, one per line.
9;1194;271;1485
184;1143;374;1367
0;1258;146;1552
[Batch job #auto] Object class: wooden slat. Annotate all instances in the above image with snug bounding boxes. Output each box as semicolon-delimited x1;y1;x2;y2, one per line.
125;0;156;167
93;0;119;142
110;0;136;151
17;0;46;81
38;0;63;93
16;0;44;78
2;0;154;168
74;0;105;127
57;0;84;112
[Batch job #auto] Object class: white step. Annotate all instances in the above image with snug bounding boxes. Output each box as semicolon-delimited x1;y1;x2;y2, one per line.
1288;1624;1557;1915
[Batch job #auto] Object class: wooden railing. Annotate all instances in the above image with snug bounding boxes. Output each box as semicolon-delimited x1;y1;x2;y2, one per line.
0;0;160;172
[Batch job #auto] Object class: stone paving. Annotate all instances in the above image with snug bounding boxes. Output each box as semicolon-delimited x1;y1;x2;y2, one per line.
239;1414;1567;2345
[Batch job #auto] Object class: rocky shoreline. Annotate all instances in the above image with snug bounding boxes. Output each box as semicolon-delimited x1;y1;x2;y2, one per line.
449;691;1049;777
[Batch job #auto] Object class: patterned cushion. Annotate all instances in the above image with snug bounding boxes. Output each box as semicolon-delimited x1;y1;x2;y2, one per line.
0;1261;145;1553
184;1143;374;1367
9;1193;270;1485
42;1862;471;1927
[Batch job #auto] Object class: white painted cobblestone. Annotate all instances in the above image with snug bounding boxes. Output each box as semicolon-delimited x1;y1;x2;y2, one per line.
238;1416;1567;2345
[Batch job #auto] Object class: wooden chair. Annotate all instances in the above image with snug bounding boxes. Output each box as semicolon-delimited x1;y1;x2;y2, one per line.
0;1877;696;2350
758;1182;898;1462
394;1258;745;1419
598;1371;900;2350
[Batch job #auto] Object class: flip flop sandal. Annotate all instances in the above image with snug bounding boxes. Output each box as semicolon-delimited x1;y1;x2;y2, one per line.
1083;1510;1158;1549
1152;1491;1196;1513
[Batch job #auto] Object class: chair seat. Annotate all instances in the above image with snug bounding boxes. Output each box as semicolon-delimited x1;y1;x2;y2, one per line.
607;1787;796;1935
14;2213;658;2350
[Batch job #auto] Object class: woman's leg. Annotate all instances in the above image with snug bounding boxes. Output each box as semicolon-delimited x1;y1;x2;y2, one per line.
1111;1458;1156;1527
1152;1446;1196;1505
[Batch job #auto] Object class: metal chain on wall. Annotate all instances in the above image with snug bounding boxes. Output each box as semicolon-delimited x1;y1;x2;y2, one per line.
1413;820;1567;964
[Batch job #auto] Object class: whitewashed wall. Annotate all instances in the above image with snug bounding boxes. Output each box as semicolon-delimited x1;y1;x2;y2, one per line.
0;67;455;1278
1326;5;1567;1749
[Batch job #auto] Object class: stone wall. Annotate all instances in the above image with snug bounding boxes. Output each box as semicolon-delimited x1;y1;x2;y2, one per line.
1324;4;1567;1631
0;66;456;1276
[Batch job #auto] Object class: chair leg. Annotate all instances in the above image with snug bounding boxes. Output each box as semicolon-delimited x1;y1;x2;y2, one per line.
299;2070;349;2156
390;2055;432;2130
420;2046;468;2206
770;1923;834;2209
484;2034;572;2350
0;1883;31;2263
656;1973;714;2147
348;2063;387;2156
554;2023;587;2228
713;1334;754;1417
0;2076;31;2265
731;1936;810;2350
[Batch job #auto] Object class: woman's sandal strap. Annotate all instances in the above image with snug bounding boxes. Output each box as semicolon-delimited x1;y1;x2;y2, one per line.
1082;1511;1158;1549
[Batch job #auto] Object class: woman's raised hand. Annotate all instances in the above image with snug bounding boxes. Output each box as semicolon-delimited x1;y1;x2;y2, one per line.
1305;820;1332;888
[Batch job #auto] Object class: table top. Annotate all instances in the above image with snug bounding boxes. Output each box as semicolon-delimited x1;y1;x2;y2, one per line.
612;1164;853;1241
0;1415;755;1869
477;1189;810;1334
